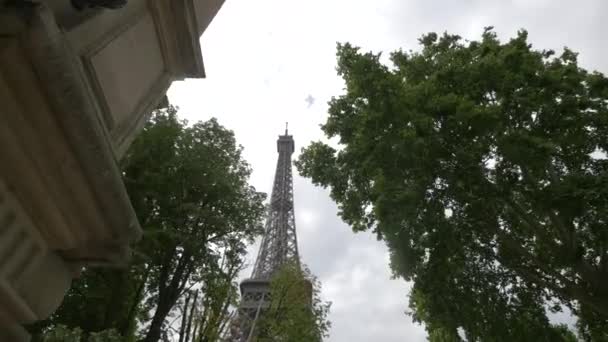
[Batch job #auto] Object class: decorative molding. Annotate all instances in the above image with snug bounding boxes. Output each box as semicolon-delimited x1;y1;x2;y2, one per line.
0;176;72;341
80;55;115;130
183;0;205;77
147;0;178;74
20;3;141;249
79;8;148;131
0;179;47;323
112;69;172;158
147;0;204;79
71;0;128;11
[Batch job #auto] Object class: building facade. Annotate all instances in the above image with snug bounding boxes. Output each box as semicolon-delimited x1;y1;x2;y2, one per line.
0;1;223;339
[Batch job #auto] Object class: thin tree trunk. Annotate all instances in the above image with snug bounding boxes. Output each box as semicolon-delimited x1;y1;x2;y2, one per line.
184;290;199;342
143;251;194;342
198;296;211;339
144;300;173;342
217;311;236;342
191;321;200;342
179;292;192;342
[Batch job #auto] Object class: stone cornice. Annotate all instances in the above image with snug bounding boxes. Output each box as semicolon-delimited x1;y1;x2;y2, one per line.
149;0;205;79
6;3;141;264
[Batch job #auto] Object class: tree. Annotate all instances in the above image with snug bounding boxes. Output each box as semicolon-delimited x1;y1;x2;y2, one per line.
577;304;608;342
253;263;331;342
177;247;247;342
36;266;145;339
123;107;266;342
29;107;266;342
552;324;579;342
296;29;607;340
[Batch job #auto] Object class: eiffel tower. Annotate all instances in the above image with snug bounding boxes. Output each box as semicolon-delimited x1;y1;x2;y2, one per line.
226;125;309;341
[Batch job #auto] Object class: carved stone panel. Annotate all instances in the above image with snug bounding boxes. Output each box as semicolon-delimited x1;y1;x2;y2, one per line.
87;12;165;130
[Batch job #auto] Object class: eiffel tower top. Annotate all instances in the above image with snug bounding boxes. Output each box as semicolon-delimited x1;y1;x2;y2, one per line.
251;126;300;279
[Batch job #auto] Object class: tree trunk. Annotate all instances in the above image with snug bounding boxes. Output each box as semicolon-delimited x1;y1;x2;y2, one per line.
179;292;192;342
184;290;199;342
143;300;174;342
190;320;200;342
144;251;194;342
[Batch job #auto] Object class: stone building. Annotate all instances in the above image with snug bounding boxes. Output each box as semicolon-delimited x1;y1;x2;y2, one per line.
0;1;223;339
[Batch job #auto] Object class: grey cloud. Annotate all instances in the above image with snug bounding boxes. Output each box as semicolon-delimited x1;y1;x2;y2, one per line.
293;175;427;342
382;0;608;73
170;1;607;341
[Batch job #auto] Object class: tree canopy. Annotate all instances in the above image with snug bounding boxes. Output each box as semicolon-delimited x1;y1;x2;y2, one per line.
296;28;608;340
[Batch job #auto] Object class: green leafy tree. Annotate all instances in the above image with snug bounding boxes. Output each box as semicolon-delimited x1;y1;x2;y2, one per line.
32;262;149;340
177;247;246;342
296;29;606;340
427;325;461;342
41;325;121;342
30;107;266;342
577;305;608;342
253;263;331;342
552;324;579;342
123;108;266;342
41;325;82;342
26;269;137;341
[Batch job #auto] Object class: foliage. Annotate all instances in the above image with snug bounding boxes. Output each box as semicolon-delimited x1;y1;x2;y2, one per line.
577;305;608;342
41;325;82;342
552;324;580;342
88;329;122;342
124;107;266;342
254;263;331;342
296;28;607;340
31;264;147;340
41;325;121;342
176;252;245;342
427;326;461;342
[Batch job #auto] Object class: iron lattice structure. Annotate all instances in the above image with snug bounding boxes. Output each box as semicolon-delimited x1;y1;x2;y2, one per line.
251;129;300;279
225;127;306;341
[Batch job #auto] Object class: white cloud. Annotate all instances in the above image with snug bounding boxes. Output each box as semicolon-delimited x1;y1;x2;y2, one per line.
297;208;318;229
168;0;607;340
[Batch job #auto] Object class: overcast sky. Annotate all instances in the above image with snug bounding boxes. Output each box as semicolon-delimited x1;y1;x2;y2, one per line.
167;1;607;340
